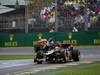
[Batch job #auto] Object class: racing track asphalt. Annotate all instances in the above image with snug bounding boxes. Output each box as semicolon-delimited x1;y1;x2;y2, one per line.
0;47;34;55
0;47;100;75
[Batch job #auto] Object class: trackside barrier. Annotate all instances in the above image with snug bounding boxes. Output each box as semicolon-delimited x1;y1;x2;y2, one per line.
0;31;100;47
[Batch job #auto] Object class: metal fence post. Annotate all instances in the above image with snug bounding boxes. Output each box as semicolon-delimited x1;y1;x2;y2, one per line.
24;0;29;33
55;0;58;32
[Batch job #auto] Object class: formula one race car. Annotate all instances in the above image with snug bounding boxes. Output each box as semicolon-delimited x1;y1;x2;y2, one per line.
34;39;80;64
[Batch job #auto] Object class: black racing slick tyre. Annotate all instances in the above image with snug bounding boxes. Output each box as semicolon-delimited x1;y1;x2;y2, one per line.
36;51;44;64
72;49;80;61
37;61;42;64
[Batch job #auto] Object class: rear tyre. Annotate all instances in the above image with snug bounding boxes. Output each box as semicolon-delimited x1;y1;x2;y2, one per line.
72;49;80;61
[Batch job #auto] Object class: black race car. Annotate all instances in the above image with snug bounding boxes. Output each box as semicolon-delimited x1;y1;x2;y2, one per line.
34;40;80;64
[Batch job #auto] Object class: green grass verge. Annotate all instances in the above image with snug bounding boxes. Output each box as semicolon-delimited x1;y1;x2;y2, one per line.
0;55;35;60
55;64;100;75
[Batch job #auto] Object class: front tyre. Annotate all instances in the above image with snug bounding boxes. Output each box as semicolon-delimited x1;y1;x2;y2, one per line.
36;51;44;64
37;61;42;64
